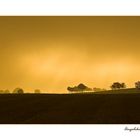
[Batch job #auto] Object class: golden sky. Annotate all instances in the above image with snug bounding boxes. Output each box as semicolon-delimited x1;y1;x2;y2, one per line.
0;16;140;93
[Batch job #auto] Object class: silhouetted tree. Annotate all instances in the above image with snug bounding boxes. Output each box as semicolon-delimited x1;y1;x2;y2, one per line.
77;83;87;92
111;82;126;90
4;90;10;94
135;81;140;89
67;87;74;92
0;90;4;94
13;88;24;94
86;87;92;92
67;86;79;92
67;83;92;93
34;89;41;93
120;83;126;88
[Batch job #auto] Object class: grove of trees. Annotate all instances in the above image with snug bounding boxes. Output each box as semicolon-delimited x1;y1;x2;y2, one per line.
110;82;126;90
67;83;92;93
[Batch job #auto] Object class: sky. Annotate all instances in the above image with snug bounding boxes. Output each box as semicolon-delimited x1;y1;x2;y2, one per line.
0;16;140;93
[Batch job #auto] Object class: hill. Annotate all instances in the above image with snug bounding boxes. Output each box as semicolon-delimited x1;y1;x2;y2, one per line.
0;89;140;124
91;88;140;94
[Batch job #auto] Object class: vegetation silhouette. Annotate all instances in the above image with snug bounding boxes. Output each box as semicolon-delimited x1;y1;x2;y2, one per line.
0;90;4;94
93;87;106;92
135;81;140;89
1;81;140;124
0;80;140;94
67;83;92;93
13;88;24;94
110;82;126;90
4;90;10;94
34;89;41;94
0;90;10;94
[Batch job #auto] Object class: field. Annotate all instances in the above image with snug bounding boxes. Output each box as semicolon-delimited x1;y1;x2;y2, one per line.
0;88;140;124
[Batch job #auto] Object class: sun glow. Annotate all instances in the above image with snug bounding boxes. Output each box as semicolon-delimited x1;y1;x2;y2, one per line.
98;62;132;75
1;17;140;92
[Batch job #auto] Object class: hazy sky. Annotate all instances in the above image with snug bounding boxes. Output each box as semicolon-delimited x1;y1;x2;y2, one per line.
0;16;140;93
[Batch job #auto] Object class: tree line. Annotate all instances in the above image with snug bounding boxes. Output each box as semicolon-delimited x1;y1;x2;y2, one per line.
0;88;41;94
0;81;140;94
67;81;140;93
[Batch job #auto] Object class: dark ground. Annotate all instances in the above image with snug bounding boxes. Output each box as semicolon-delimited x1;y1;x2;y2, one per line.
0;92;140;124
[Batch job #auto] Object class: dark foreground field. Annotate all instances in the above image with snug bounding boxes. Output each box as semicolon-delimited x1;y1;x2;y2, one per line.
1;90;140;124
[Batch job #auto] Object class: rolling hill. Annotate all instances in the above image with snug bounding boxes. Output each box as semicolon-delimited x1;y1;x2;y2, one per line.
0;88;140;124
